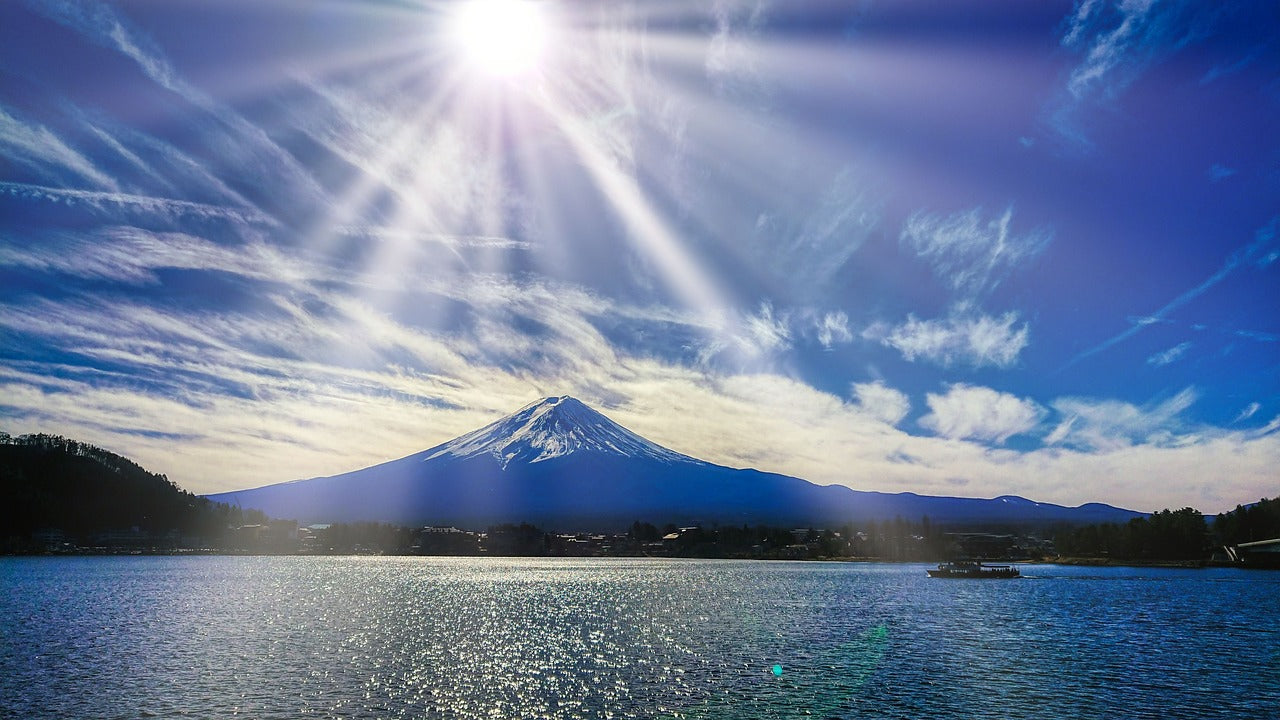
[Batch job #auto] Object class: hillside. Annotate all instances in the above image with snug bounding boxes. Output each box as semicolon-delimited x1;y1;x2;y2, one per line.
0;433;232;547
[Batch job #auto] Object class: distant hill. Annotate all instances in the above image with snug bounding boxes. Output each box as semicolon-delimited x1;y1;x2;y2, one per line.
0;433;231;544
206;396;1145;530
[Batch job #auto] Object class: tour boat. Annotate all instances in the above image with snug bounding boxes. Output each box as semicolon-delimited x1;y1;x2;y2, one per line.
927;561;1020;579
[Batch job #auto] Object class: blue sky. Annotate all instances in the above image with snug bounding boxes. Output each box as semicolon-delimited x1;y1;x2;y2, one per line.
1;0;1276;513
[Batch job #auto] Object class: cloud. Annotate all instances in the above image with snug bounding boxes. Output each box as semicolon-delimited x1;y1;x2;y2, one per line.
0;227;298;285
23;0;328;215
901;206;1051;299
1147;341;1191;367
1209;164;1236;182
722;301;792;361
782;168;882;294
275;79;516;237
705;0;769;97
919;384;1045;443
890;206;1042;371
697;304;861;366
1234;402;1261;424
1062;0;1158;101
1255;416;1280;438
1066;218;1279;368
865;306;1029;369
1053;0;1223;145
1201;47;1262;85
336;226;530;250
0;106;119;190
850;381;910;426
1046;387;1197;452
3;282;1277;515
0;181;276;227
814;311;853;349
1129;315;1168;327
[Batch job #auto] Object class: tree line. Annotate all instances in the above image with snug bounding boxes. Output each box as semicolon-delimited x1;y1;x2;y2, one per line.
0;433;284;551
5;431;1276;562
1053;498;1279;561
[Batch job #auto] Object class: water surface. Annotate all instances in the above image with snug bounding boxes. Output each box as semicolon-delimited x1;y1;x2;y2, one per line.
2;557;1276;719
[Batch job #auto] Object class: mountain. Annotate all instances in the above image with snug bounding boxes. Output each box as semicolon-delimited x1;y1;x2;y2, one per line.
205;396;1144;529
0;433;230;543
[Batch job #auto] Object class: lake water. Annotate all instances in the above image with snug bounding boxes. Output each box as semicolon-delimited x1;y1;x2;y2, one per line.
2;557;1277;719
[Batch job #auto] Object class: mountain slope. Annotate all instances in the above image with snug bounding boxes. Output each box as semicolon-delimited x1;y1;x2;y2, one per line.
0;433;228;541
422;396;701;468
206;396;1143;529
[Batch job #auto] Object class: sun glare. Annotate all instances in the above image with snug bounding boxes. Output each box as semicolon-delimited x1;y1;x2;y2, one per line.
451;0;548;78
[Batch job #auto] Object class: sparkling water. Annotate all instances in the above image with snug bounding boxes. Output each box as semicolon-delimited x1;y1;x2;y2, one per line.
2;557;1276;719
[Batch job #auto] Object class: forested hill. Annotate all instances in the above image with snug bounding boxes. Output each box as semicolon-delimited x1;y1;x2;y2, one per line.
0;433;234;546
1052;498;1280;563
1214;497;1280;545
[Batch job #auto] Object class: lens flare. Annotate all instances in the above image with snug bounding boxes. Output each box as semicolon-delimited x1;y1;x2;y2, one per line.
451;0;548;78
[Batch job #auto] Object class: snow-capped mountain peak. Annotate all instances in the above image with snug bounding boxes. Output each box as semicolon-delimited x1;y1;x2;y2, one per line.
424;396;699;468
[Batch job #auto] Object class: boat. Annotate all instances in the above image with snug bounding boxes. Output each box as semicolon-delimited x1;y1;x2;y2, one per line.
927;561;1020;579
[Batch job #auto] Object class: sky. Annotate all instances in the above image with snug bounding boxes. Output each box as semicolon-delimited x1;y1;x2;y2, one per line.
1;0;1277;514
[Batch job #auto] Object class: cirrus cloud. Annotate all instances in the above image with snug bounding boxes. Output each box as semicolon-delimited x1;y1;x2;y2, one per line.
1045;387;1198;452
901;205;1050;299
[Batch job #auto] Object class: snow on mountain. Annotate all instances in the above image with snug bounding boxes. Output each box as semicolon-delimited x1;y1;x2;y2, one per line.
205;395;1145;528
423;396;700;468
995;495;1043;506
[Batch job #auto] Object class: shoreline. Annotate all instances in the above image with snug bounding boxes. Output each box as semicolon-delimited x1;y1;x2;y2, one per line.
5;551;1269;570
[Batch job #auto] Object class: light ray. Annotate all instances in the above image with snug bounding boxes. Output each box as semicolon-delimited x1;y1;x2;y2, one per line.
534;90;726;316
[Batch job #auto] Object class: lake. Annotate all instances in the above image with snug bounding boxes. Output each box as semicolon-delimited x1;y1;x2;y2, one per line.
2;557;1277;719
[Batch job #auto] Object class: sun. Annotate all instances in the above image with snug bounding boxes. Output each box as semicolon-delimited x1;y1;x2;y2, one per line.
451;0;549;78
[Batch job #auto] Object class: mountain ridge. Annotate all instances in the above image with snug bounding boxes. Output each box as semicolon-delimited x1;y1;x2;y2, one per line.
205;396;1144;529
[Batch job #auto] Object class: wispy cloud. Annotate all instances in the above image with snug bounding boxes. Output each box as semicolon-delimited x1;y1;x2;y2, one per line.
0;106;119;190
0;181;277;227
1062;0;1158;101
1235;330;1278;343
0;227;296;285
336;226;531;250
705;0;769;99
1065;218;1280;368
69;105;273;212
741;301;792;355
783;168;882;294
1046;387;1197;452
1254;416;1280;438
865;305;1029;369
1129;315;1169;327
1234;402;1261;424
901;206;1050;299
1208;164;1236;182
1053;0;1219;145
1200;46;1262;85
813;311;853;349
24;0;328;214
81;122;174;194
919;384;1044;443
1147;341;1191;367
697;303;861;366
